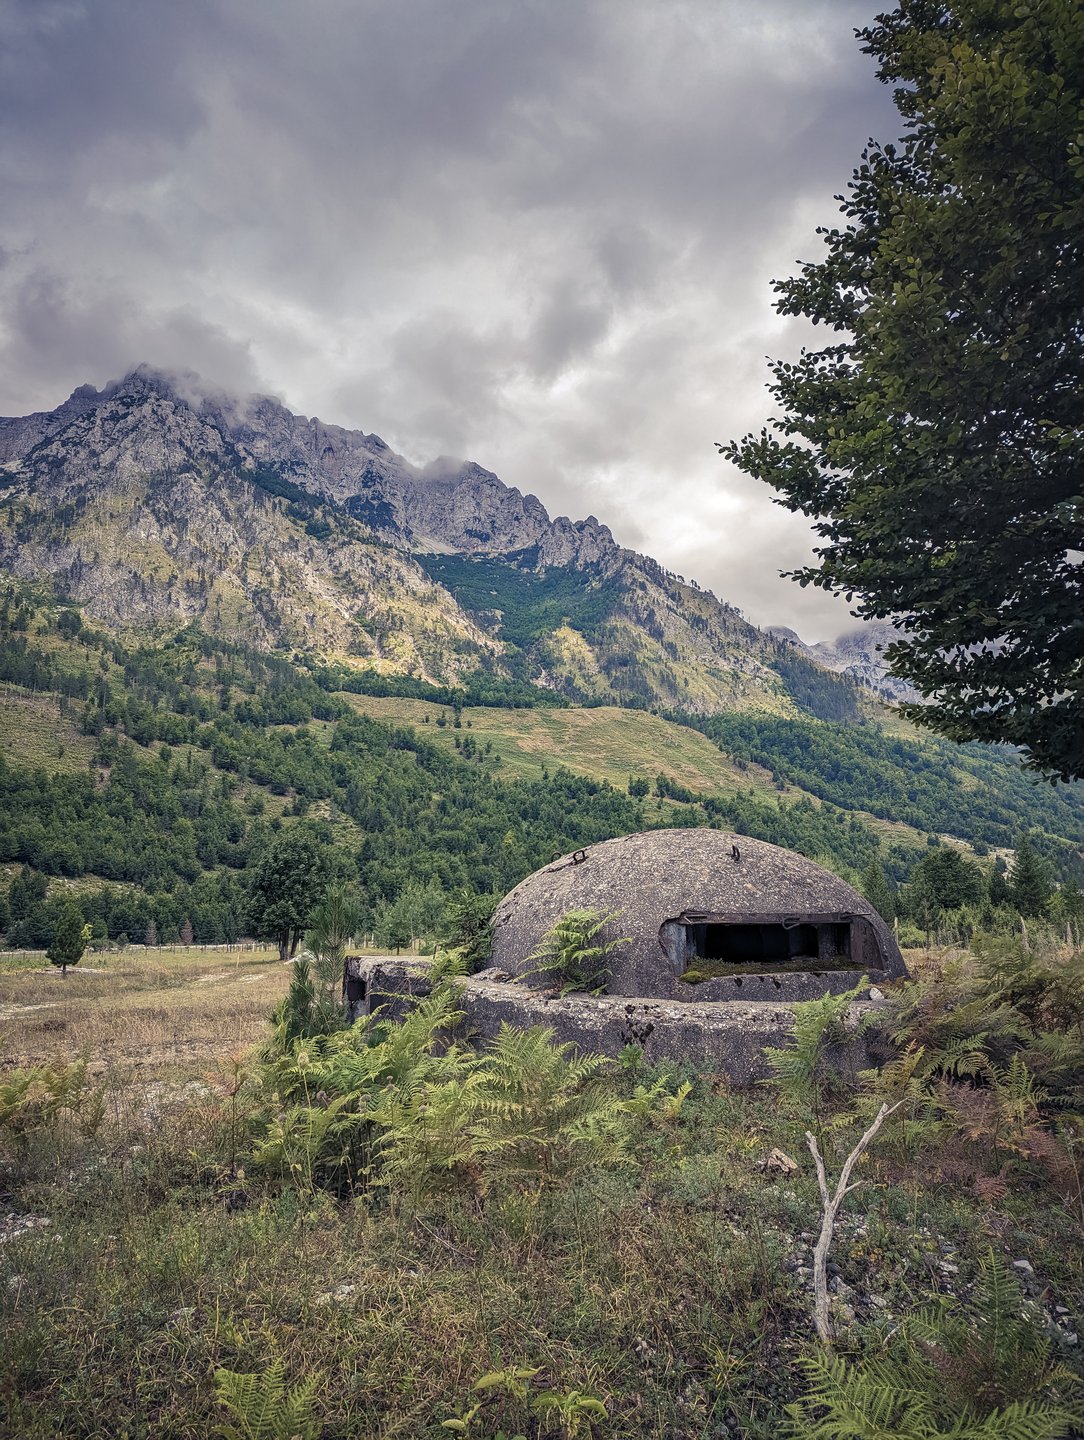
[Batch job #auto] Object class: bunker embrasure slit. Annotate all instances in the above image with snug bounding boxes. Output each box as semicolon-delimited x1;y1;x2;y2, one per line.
688;920;819;965
673;913;868;980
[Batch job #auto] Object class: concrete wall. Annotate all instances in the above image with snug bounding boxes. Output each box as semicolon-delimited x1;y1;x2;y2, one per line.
345;956;886;1084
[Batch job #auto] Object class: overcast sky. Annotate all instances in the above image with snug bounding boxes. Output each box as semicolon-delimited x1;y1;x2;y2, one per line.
1;0;901;641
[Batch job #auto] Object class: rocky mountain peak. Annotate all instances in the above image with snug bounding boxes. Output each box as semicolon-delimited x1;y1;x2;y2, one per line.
0;366;869;713
3;366;631;574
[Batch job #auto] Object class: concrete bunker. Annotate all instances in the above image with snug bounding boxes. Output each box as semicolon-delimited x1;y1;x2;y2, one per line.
490;829;907;1002
345;830;906;1081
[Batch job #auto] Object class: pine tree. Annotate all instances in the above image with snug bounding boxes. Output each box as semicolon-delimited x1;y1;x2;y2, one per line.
47;901;86;977
723;0;1084;780
859;859;895;922
988;863;1011;909
9;865;48;922
1009;833;1052;919
303;881;362;1027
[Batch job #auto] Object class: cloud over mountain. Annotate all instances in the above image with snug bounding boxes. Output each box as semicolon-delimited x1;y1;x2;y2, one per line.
0;0;899;637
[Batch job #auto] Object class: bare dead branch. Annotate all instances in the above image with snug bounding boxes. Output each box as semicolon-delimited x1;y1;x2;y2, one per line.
805;1101;902;1345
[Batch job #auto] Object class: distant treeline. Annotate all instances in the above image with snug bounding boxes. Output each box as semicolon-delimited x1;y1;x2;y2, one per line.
315;662;567;711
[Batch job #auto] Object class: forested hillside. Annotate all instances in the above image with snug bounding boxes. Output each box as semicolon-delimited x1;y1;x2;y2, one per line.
683;712;1084;871
0;588;891;949
3;585;1083;955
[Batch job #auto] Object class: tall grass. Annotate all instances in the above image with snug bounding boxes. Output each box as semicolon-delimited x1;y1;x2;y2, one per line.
0;932;1081;1437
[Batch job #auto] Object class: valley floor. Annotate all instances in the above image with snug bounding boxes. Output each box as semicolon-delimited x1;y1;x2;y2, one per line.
0;944;289;1075
1;945;1082;1438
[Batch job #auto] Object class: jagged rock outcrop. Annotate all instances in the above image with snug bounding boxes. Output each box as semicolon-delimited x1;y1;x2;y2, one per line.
767;622;919;704
809;625;920;704
0;366;843;711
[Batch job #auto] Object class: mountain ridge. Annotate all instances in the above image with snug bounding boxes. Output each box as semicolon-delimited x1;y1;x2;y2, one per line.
0;367;866;717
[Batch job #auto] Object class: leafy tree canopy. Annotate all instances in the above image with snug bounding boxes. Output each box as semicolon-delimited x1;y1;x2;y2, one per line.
722;0;1084;780
247;823;332;963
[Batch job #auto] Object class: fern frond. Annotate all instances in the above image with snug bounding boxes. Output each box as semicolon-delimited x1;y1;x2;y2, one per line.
214;1361;318;1440
526;908;630;991
765;981;870;1108
951;1398;1084;1440
788;1350;937;1438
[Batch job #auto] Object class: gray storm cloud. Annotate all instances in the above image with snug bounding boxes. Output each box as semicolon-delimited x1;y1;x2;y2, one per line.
0;0;900;640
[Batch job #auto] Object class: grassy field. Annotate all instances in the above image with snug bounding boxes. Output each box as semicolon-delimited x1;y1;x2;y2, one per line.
0;686;98;775
0;944;288;1078
1;937;1081;1438
341;694;801;798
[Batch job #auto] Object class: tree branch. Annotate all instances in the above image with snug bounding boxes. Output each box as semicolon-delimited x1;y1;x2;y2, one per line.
805;1101;901;1345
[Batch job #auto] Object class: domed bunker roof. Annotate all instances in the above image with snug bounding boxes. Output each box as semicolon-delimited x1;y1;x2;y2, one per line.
491;829;907;1002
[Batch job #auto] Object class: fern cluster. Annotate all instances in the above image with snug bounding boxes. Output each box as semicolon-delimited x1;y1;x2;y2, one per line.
526;907;630;993
764;980;872;1123
254;982;467;1192
0;1055;105;1175
856;935;1084;1185
214;1360;318;1440
787;1253;1083;1439
254;988;634;1199
370;1023;633;1199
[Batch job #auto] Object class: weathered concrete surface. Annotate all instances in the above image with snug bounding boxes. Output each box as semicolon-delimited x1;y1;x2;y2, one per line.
489;829;907;997
344;956;884;1083
456;979;877;1083
344;956;432;1025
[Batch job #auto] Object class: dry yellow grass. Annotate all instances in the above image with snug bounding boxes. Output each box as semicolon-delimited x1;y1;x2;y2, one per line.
0;686;98;774
0;944;289;1079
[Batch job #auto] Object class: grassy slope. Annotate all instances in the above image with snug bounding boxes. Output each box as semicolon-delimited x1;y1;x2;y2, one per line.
0;681;348;844
340;694;781;792
339;693;951;852
0;686;97;774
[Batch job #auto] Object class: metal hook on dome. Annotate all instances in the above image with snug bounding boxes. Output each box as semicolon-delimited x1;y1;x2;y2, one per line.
545;847;590;872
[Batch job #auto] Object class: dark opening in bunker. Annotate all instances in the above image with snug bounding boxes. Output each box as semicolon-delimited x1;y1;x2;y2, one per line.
700;922;816;964
676;916;862;979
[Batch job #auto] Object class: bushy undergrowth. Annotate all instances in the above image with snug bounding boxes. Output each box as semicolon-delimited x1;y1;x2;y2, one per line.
788;1251;1082;1439
1;935;1083;1437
